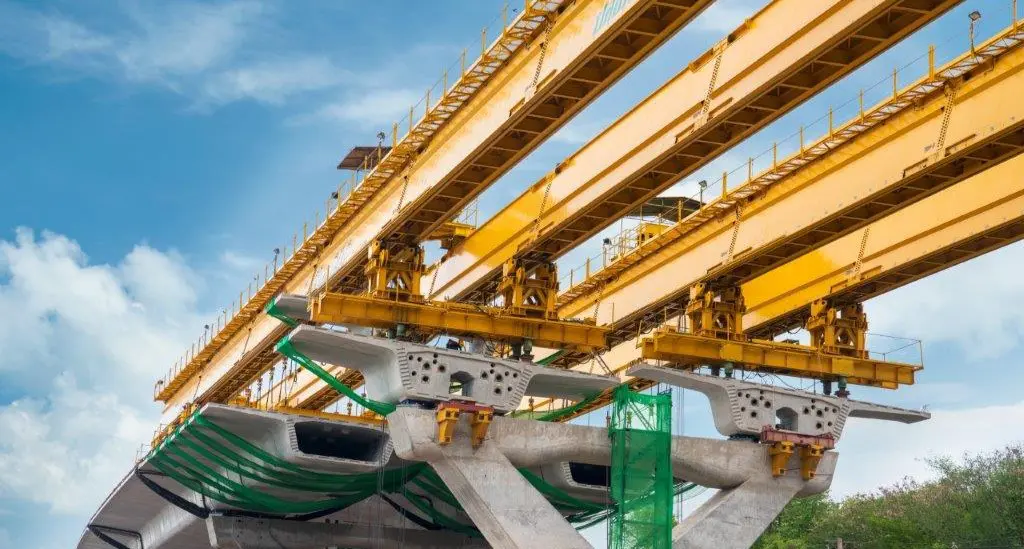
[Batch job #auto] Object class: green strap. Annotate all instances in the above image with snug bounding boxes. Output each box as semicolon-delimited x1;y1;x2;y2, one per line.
276;338;397;416
265;298;299;328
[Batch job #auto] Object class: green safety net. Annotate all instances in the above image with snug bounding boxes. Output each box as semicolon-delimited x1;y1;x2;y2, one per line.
608;385;673;549
276;338;397;416
245;303;692;534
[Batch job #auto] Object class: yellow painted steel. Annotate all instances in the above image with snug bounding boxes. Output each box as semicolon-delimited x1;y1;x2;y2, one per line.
742;152;1024;337
310;292;608;352
639;327;917;388
153;0;713;417
558;25;1024;341
429;0;960;303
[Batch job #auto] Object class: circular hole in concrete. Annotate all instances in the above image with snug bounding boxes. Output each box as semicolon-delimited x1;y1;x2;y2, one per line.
494;387;502;394
741;406;746;412
803;407;810;414
507;386;512;392
495;374;503;382
750;411;758;418
437;365;446;373
750;398;759;406
512;372;518;378
481;372;488;379
816;410;824;417
827;421;833;427
816;422;823;429
421;375;430;383
764;401;772;408
433;353;438;359
423;364;431;371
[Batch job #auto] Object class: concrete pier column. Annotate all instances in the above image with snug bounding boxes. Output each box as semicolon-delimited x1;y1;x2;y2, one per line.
672;452;838;549
389;407;592;549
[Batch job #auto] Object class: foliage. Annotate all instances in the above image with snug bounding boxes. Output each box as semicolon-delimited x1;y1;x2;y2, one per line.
753;444;1024;549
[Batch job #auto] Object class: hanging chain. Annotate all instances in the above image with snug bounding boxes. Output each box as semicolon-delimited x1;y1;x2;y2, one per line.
853;226;871;280
699;41;728;122
531;173;556;235
725;203;744;263
933;83;960;159
394;174;411;215
527;17;554;95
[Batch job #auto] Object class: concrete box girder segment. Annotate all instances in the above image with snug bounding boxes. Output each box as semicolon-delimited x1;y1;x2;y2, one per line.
429;0;962;304
557;24;1024;345
285;325;617;413
630;364;929;441
205;515;488;549
154;0;715;419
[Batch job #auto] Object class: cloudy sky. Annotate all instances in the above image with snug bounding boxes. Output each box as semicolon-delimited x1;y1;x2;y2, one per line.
1;0;1023;547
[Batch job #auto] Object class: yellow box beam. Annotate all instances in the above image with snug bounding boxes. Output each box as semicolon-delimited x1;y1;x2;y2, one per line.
154;0;712;415
743;152;1024;338
640;328;917;388
310;293;608;353
559;25;1024;345
430;0;960;303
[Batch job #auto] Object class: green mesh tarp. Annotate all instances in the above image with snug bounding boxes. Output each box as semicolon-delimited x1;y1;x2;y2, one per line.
608;385;673;549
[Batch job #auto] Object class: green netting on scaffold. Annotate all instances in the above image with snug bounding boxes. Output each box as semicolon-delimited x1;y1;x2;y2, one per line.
608;385;673;549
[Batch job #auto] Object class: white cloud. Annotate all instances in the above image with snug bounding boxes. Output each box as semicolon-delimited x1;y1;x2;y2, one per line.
832;400;1024;499
200;56;347;106
0;229;208;516
310;88;423;127
867;242;1024;360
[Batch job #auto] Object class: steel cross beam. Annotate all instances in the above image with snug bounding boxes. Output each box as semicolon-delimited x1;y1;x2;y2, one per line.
309;292;608;352
429;0;962;304
154;0;713;416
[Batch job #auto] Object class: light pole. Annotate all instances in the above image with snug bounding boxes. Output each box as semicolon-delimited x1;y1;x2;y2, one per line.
969;10;982;56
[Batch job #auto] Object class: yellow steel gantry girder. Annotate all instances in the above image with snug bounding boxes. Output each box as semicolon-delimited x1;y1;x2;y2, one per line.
524;126;1024;423
260;0;970;413
428;0;961;305
154;0;715;415
556;23;1024;355
742;152;1024;339
310;292;609;353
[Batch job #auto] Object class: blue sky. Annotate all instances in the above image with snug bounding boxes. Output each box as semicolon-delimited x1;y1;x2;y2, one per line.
1;1;1024;548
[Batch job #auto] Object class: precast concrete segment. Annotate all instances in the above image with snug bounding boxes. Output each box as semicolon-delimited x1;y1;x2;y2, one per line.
390;406;805;491
205;515;489;549
199;403;394;473
630;365;929;440
157;0;716;418
286;325;617;412
672;452;839;549
430;0;962;303
388;408;592;549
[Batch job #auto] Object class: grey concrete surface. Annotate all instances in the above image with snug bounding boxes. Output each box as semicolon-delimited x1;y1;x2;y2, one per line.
206;515;489;548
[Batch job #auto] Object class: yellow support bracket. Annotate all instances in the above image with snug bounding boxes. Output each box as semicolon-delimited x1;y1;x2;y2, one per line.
639;327;918;388
800;444;825;481
311;292;608;352
436;407;460;446
768;441;795;477
471;409;494;448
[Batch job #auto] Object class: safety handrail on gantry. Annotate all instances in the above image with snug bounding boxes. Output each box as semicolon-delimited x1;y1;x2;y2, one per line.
558;25;1024;307
153;1;564;401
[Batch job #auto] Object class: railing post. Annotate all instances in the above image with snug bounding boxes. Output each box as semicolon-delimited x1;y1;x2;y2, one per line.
747;157;753;181
859;89;865;121
799;125;805;153
892;67;898;99
461;48;467;76
482;27;487;57
721;171;728;198
928;44;936;79
828;106;834;138
772;142;778;168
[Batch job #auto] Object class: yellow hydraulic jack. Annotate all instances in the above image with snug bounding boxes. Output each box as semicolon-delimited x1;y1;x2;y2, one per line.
435;401;495;448
768;441;795;477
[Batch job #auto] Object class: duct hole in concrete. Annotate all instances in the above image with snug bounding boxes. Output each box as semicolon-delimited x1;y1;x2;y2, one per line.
450;371;473;396
294;422;385;462
569;463;610;487
776;407;798;431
